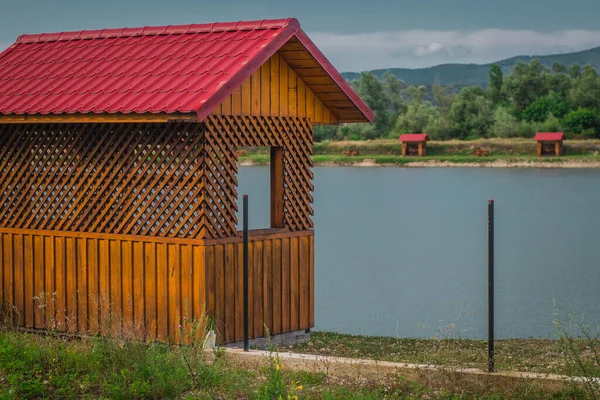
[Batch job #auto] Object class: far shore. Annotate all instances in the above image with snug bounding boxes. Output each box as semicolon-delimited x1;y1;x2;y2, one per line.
237;138;600;168
239;157;600;168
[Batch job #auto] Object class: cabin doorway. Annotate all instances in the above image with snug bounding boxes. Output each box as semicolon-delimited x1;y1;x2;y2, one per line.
236;146;285;231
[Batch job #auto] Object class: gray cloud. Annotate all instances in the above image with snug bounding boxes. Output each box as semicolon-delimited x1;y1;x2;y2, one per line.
308;29;600;71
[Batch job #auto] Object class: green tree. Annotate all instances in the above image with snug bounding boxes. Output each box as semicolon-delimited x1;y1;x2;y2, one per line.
402;85;427;105
543;69;572;98
395;100;440;135
488;64;504;105
383;72;408;123
503;59;547;114
313;126;338;142
522;91;573;122
568;64;582;79
552;63;567;74
355;72;390;137
570;65;600;110
432;82;457;117
449;87;494;139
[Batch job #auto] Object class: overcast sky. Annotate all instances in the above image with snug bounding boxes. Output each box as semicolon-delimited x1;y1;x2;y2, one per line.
1;0;600;71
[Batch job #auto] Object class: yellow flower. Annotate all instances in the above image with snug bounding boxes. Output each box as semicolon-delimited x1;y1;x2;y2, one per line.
297;385;303;391
275;364;280;371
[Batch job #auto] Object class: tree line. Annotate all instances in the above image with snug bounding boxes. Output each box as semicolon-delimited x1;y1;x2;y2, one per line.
316;60;600;141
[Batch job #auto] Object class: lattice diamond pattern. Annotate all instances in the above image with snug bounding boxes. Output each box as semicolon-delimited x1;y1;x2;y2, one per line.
202;115;314;239
0;123;206;238
0;117;313;239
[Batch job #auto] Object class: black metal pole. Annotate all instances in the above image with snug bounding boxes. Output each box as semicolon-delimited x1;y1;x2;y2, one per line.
488;199;495;373
243;194;249;352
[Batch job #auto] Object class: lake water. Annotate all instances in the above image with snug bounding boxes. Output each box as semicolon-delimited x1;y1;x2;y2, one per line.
237;167;600;340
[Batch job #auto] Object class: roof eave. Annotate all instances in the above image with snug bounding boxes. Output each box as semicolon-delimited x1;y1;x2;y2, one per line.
292;30;374;124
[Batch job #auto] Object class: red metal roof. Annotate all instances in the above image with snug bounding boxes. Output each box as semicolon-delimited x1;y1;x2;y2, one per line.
0;18;373;122
534;132;565;141
398;134;429;142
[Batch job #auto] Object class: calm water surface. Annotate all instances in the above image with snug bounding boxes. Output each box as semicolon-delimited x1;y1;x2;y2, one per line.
237;167;600;339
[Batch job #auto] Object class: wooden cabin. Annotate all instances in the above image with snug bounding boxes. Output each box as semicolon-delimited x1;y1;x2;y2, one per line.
0;18;373;345
399;134;429;156
534;132;565;157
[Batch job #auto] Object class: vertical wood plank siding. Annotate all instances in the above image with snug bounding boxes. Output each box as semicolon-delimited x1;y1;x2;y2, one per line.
204;231;314;343
212;53;337;124
0;229;206;342
0;228;313;344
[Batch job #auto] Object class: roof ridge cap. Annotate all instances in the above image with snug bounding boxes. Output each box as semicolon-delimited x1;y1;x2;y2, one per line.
16;18;299;44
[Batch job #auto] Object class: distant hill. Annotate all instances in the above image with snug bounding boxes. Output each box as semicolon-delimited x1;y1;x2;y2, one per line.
341;46;600;86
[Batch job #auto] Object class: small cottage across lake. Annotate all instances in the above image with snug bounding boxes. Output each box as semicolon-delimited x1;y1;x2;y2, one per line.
399;134;429;156
534;132;565;157
0;18;373;344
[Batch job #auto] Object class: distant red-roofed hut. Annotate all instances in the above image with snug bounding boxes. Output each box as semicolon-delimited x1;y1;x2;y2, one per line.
534;132;565;156
399;134;430;156
0;18;373;345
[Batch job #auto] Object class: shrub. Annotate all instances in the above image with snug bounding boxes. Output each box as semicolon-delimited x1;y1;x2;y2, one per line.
540;113;562;133
561;108;600;138
515;120;540;138
492;107;519;138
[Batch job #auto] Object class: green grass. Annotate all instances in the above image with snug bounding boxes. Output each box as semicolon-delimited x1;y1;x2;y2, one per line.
0;329;592;399
292;331;600;378
313;138;600;157
0;330;256;399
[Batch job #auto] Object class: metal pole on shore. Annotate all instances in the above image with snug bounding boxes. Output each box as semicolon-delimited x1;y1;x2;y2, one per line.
488;199;495;373
243;194;249;352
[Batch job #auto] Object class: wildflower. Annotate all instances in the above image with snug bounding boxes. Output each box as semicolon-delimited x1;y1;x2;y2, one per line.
275;364;280;371
297;385;303;391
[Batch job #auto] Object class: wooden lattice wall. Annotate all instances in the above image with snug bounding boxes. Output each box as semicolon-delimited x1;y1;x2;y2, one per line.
0;123;205;238
202;115;314;239
0;116;313;240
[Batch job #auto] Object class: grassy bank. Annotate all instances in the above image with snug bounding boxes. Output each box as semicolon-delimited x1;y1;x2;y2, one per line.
238;138;600;166
313;138;600;157
0;329;594;399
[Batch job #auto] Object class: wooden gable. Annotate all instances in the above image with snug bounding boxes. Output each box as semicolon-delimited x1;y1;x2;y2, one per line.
211;52;338;124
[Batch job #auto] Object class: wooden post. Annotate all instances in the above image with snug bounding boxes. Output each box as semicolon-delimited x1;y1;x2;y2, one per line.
537;142;542;157
555;141;560;157
401;142;407;156
418;143;423;157
488;199;495;373
243;195;249;351
270;147;284;228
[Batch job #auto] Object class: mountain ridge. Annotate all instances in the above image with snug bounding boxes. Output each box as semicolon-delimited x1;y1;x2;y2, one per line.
340;46;600;86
